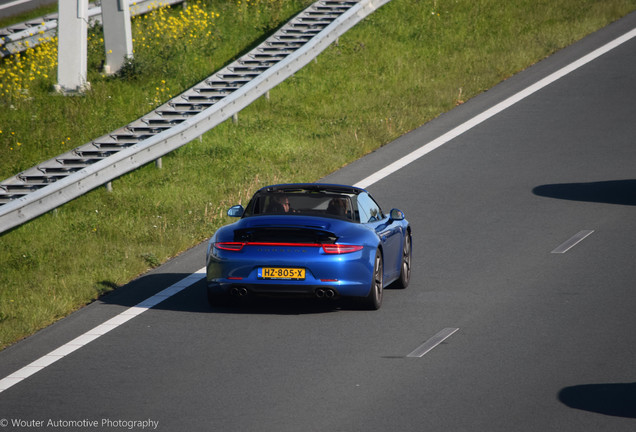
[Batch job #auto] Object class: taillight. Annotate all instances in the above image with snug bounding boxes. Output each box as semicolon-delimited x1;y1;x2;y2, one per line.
322;244;364;254
215;242;245;251
216;242;363;254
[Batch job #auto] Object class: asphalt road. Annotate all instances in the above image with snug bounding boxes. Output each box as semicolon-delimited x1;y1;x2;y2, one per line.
1;10;635;432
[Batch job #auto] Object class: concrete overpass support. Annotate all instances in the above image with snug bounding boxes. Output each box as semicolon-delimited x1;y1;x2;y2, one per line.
56;0;89;94
102;0;133;75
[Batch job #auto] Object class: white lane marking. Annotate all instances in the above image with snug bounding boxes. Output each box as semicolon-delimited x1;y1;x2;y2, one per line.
0;0;33;11
354;28;636;189
551;230;594;254
407;328;459;358
0;268;206;394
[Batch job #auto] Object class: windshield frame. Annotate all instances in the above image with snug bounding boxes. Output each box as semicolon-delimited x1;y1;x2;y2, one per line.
243;187;361;222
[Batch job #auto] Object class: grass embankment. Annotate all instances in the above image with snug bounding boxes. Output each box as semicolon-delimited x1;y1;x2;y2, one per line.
1;0;635;349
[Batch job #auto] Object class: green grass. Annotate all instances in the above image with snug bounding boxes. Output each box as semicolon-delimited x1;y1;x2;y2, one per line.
0;3;57;27
1;0;635;349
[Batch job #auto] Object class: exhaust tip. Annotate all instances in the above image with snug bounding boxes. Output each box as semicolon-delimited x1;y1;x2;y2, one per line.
230;287;248;297
316;288;337;299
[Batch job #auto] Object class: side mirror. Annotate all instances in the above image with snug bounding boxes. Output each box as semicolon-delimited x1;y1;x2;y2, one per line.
227;205;244;218
389;208;405;221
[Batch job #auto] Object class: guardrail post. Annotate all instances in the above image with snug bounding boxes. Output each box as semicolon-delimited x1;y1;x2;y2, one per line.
102;0;134;75
55;0;90;94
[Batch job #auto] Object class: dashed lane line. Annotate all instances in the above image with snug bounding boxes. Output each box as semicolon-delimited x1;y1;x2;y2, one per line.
551;230;595;254
407;328;460;358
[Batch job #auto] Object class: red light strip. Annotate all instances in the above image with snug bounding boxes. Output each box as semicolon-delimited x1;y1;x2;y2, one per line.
245;242;322;248
215;242;363;254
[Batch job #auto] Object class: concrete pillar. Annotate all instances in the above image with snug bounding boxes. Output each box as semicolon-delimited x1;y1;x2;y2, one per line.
102;0;133;75
55;0;90;94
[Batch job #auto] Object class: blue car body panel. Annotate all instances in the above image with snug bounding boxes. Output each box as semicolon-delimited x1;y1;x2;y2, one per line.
205;183;410;302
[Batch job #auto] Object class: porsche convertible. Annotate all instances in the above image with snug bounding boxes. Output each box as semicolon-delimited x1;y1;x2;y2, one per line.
205;183;411;310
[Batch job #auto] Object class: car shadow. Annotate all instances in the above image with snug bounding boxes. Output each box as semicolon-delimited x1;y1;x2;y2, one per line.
558;382;636;418
533;179;636;206
97;272;342;316
210;297;344;315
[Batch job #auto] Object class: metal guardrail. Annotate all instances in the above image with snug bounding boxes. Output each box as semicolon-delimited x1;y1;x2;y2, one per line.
0;0;185;57
0;0;391;235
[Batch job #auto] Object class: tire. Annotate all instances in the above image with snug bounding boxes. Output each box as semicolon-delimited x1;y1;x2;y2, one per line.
358;250;383;310
392;233;411;289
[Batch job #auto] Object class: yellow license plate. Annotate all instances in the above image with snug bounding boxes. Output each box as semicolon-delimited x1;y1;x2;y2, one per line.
259;267;305;280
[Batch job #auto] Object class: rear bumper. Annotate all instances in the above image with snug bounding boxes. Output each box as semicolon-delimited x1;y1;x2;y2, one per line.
207;279;368;299
206;243;375;298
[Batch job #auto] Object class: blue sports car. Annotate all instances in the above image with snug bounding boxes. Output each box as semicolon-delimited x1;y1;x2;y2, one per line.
205;183;411;310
